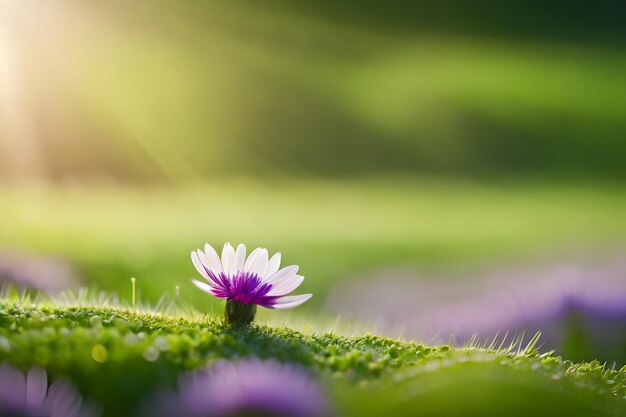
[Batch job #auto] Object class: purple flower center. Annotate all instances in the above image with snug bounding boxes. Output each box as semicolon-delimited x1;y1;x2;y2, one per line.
206;269;279;308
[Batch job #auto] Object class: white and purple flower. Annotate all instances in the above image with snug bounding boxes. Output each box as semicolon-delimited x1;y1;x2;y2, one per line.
191;243;312;325
152;358;330;417
0;363;94;417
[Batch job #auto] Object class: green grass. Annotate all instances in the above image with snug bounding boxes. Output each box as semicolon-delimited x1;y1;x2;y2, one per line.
0;300;624;417
2;180;624;416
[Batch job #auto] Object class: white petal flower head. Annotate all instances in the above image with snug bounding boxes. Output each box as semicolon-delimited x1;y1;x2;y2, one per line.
191;243;312;325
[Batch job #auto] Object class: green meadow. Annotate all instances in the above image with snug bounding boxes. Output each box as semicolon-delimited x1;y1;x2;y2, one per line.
0;301;623;417
2;180;626;312
1;1;626;416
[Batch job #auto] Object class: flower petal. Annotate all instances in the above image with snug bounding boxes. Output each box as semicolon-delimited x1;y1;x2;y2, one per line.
25;367;47;409
234;244;246;274
244;247;269;277
46;378;86;417
267;275;305;297
0;363;25;401
266;265;299;287
191;251;209;280
202;243;223;274
265;252;281;279
221;242;236;277
271;294;313;309
192;279;217;295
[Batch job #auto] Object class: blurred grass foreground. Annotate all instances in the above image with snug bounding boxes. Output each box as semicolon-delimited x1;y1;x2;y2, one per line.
0;1;625;416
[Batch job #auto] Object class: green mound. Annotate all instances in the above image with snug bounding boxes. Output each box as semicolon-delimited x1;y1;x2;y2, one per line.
0;301;624;417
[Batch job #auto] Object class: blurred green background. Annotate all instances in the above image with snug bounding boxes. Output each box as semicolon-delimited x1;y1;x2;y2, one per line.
1;0;625;361
2;1;626;181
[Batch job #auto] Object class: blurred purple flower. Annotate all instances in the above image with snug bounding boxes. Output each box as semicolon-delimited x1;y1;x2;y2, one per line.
155;358;330;417
191;243;312;325
0;250;81;294
0;363;93;417
326;253;626;361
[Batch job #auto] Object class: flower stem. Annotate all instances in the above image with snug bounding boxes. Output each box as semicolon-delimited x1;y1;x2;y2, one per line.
131;277;137;312
225;299;257;327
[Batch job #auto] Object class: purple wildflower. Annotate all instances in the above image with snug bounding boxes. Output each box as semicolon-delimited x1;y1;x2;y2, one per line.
191;243;312;325
0;363;93;417
326;254;626;363
0;250;80;294
155;358;330;417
